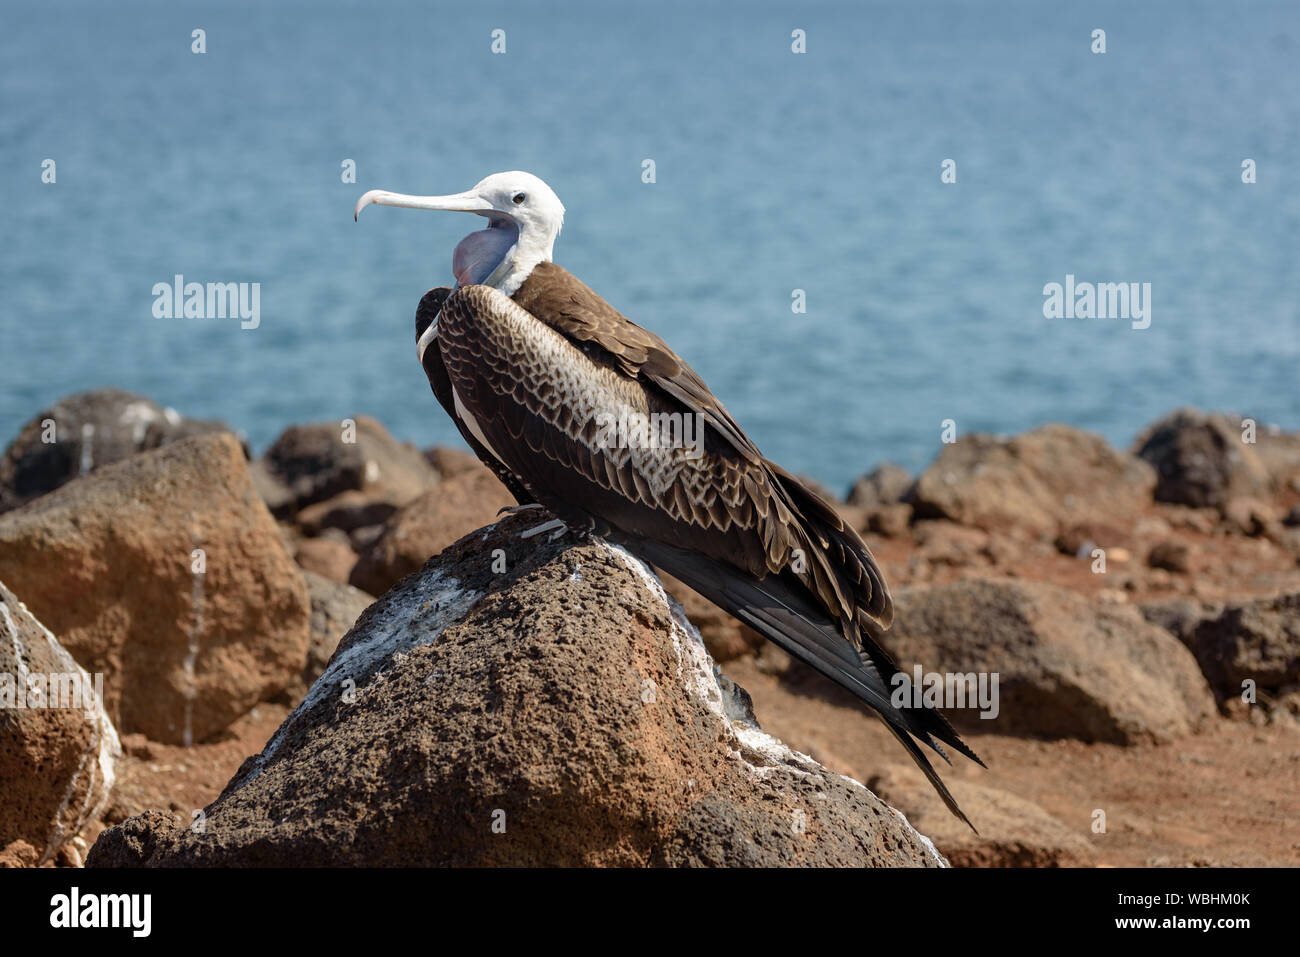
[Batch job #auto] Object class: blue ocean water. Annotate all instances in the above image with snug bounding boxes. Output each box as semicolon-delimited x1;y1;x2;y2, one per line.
4;0;1297;492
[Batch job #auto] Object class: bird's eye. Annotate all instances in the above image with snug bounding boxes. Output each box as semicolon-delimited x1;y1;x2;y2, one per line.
512;192;526;205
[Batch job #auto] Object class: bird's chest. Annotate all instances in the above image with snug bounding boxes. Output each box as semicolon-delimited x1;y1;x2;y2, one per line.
421;319;508;469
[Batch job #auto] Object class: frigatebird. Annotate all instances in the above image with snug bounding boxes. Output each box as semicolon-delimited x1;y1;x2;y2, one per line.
355;171;984;827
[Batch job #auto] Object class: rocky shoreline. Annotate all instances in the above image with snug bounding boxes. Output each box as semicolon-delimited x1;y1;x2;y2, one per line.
1;389;1297;867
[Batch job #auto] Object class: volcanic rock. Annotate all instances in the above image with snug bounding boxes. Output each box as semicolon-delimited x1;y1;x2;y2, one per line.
88;513;945;867
1179;591;1300;701
1;579;121;864
0;433;310;744
254;414;438;518
0;389;238;514
1132;408;1274;509
909;425;1155;534
883;578;1215;743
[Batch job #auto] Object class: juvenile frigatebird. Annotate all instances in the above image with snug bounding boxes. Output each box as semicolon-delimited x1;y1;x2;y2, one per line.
355;172;983;827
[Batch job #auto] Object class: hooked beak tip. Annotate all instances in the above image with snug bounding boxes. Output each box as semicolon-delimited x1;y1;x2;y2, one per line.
354;189;390;222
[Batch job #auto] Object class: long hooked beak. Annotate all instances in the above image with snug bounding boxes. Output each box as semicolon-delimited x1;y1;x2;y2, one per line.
354;189;494;222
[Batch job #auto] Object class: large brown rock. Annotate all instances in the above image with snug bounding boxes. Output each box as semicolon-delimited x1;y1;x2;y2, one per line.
0;389;239;514
253;414;437;518
0;434;310;745
348;467;515;596
883;578;1215;744
1131;408;1300;509
1180;592;1300;701
909;424;1155;534
1;579;121;864
868;763;1094;867
88;513;945;867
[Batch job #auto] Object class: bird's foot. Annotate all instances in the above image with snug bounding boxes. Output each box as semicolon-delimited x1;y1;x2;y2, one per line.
519;518;569;542
497;502;547;517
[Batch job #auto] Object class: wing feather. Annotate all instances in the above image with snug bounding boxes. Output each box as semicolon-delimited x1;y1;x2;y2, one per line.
438;282;891;646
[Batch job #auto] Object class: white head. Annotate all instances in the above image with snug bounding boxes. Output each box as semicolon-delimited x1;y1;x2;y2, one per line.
355;171;565;296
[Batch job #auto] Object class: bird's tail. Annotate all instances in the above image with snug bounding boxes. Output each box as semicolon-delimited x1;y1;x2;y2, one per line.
617;534;982;833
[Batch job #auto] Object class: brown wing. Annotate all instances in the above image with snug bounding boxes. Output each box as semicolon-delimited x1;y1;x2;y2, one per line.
437;280;892;647
512;261;763;465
